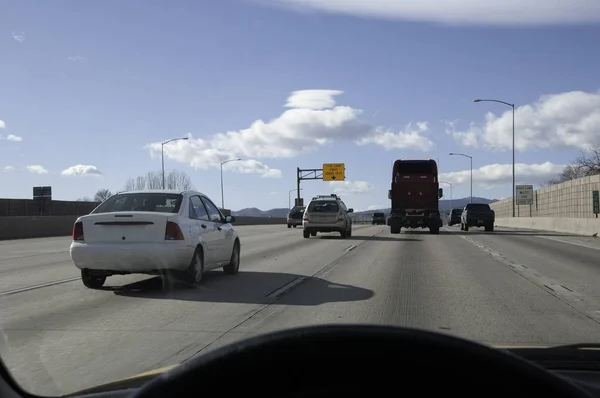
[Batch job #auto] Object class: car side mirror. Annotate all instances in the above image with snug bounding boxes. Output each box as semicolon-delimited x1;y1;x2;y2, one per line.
438;188;443;199
388;190;392;200
348;208;354;213
225;215;235;223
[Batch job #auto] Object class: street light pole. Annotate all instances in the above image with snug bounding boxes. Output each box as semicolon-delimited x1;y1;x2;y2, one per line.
161;137;189;190
289;188;302;210
449;152;473;203
473;98;516;217
220;158;242;209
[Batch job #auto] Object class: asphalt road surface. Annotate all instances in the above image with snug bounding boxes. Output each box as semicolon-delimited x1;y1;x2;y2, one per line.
2;224;600;395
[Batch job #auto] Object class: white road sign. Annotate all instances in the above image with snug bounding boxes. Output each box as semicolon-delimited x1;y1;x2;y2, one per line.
516;185;534;206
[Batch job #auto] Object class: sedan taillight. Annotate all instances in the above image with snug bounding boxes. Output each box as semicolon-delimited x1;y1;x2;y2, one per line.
72;222;84;241
165;221;184;240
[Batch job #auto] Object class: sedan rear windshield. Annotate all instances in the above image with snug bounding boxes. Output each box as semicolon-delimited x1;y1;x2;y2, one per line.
451;209;462;215
308;201;339;213
92;193;183;214
373;213;384;217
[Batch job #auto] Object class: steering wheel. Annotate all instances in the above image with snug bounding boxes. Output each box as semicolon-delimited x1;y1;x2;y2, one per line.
131;324;592;397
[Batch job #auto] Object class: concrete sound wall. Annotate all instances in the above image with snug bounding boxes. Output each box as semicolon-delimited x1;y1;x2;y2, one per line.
490;174;600;218
0;216;286;240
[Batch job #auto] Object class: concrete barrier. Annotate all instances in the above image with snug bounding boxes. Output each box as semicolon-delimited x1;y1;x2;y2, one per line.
0;215;286;240
495;217;600;236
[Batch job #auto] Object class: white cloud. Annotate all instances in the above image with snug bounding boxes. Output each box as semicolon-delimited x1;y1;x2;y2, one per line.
439;162;565;189
329;180;374;195
449;91;600;151
150;90;433;177
26;165;48;174
0;120;5;129
68;55;86;62
61;165;103;176
12;32;25;42
367;205;380;211
357;122;433;151
4;166;14;172
223;159;283;178
6;134;22;142
270;0;600;26
284;90;343;109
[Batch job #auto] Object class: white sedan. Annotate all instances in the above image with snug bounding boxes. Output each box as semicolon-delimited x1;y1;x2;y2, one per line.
69;190;241;289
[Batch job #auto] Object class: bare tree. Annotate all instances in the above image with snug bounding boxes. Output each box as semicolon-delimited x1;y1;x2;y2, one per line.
165;169;193;190
146;171;162;190
124;178;135;191
574;143;600;177
548;143;600;185
123;170;194;191
94;189;113;202
135;176;146;190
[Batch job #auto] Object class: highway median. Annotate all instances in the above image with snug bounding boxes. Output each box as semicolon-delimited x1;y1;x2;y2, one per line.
0;216;287;241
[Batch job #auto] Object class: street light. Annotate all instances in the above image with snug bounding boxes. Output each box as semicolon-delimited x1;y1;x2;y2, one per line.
161;137;189;190
220;158;242;210
289;188;302;210
449;153;473;203
474;98;516;217
439;180;453;210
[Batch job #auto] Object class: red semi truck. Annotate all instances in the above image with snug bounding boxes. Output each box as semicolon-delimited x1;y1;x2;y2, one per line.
387;159;443;235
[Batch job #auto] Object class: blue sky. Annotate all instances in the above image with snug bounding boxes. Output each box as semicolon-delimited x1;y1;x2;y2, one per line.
2;0;600;211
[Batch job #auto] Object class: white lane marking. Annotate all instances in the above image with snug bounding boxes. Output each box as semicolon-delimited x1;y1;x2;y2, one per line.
265;276;307;299
534;235;600;252
457;234;600;322
344;245;357;252
0;276;82;296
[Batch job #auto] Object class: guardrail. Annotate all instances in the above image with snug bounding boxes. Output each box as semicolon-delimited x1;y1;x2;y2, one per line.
0;216;287;240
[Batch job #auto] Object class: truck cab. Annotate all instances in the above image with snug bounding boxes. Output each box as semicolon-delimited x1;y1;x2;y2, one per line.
388;159;443;235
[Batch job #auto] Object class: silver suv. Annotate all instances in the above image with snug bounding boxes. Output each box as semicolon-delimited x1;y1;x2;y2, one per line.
302;194;354;239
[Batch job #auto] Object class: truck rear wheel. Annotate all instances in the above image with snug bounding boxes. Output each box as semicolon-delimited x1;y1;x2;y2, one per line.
390;226;401;234
429;227;439;235
485;223;494;232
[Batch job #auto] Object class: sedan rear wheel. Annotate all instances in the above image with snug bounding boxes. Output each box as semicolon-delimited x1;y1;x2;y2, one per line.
184;248;204;286
81;270;106;289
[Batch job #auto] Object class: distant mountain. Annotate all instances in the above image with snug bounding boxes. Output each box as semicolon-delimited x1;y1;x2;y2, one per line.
232;197;497;218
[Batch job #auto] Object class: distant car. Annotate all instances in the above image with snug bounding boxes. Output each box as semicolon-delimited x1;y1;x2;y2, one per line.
372;212;386;225
69;190;240;289
448;208;462;226
302;194;353;238
287;206;306;228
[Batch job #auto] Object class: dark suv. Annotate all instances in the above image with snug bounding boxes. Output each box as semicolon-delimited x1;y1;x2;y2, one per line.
372;212;386;225
287;206;306;228
448;208;462;226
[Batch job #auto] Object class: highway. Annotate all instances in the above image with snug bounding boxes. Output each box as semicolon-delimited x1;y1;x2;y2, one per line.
2;224;600;395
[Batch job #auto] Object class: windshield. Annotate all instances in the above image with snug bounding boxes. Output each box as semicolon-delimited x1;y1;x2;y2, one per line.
308;201;340;213
2;1;600;396
92;193;184;214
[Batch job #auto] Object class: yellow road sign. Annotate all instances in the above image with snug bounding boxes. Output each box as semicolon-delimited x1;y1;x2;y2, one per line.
323;163;345;181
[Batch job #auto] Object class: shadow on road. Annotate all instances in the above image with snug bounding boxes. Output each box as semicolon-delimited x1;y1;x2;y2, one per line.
110;271;374;305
